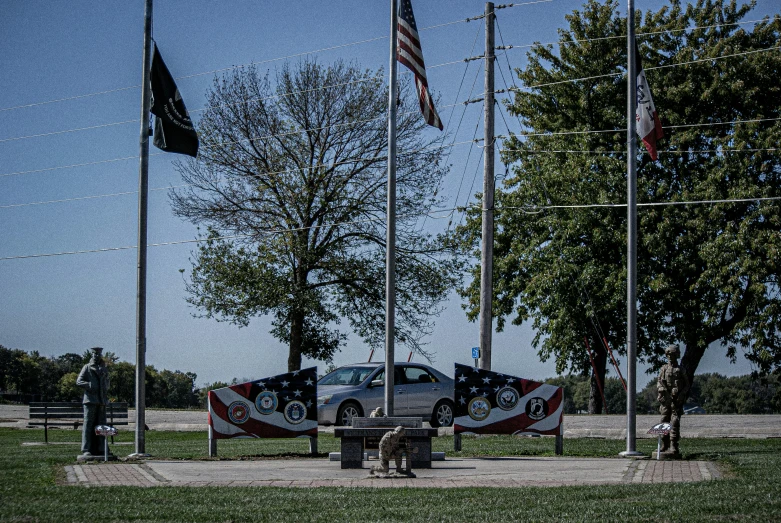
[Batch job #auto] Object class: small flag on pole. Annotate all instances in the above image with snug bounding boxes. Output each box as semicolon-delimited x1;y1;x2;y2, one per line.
150;44;199;157
397;0;444;130
635;42;663;161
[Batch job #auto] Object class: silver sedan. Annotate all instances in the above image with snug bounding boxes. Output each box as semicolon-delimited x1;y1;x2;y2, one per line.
317;362;455;427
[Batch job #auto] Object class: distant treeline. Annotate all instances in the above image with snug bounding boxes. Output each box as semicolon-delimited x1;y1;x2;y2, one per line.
0;345;200;409
546;371;781;415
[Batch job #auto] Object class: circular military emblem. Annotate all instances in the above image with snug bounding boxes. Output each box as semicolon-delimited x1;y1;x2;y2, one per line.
525;397;548;421
255;390;278;415
283;400;307;425
468;396;491;421
496;386;519;411
227;401;251;424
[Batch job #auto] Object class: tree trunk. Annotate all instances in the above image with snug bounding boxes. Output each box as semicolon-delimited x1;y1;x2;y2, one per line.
288;308;304;372
680;341;706;401
588;341;608;414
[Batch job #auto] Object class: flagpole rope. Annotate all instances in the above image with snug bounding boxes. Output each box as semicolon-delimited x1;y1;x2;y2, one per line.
4;194;780;262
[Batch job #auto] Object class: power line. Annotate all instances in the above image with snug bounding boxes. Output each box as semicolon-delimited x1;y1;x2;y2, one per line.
510;44;780;91
498;16;777;53
4;194;780;262
1;139;483;210
0;11;487;114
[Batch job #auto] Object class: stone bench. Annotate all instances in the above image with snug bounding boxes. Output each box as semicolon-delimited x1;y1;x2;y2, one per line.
333;417;438;469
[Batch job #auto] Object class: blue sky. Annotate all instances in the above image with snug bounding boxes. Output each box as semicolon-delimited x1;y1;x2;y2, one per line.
1;0;774;387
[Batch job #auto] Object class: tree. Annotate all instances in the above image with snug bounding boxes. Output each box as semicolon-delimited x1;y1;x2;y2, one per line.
458;0;781;402
172;59;460;370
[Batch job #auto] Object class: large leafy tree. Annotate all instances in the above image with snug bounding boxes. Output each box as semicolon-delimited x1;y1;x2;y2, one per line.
459;0;781;409
171;60;460;371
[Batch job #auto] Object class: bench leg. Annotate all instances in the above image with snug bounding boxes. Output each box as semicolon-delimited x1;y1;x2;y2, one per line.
409;437;432;468
340;437;364;469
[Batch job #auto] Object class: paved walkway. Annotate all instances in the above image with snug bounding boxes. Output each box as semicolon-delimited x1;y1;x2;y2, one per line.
64;456;719;488
3;405;779;439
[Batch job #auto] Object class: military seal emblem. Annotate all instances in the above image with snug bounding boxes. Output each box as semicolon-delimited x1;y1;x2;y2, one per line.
496;386;519;411
468;396;491;421
283;400;307;424
255;390;278;415
227;401;251;424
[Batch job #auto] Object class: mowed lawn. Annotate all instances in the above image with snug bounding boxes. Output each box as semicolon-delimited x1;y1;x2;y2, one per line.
1;427;779;521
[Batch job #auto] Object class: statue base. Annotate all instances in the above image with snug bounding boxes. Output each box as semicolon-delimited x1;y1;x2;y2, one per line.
77;452;117;462
652;450;682;460
367;470;416;479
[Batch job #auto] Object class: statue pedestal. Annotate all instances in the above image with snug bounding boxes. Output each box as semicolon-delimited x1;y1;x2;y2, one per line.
652;450;682;460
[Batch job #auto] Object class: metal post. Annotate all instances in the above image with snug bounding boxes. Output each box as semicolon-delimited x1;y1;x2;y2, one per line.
131;0;153;459
385;0;399;417
620;0;643;458
478;1;495;372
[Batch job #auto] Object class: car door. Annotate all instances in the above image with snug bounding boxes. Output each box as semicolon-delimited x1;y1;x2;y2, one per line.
400;365;442;417
371;366;407;414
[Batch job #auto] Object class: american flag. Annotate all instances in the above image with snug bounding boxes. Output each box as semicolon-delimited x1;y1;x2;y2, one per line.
453;363;564;436
397;0;444;130
208;367;318;439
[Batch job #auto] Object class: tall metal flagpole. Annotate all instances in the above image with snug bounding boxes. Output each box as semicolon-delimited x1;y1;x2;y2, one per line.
620;0;643;458
385;0;398;417
478;2;495;372
132;0;153;458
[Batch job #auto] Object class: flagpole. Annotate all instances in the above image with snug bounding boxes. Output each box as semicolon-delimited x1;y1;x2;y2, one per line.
620;0;643;458
385;0;398;417
132;0;153;458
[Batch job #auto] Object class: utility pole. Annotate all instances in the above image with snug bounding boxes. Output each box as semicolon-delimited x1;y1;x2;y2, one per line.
620;0;643;458
385;0;398;416
131;0;153;458
478;1;495;371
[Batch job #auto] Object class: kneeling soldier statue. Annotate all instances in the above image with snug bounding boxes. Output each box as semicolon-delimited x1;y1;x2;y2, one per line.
657;345;689;457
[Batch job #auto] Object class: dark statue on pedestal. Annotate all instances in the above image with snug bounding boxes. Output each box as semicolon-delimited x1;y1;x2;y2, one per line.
656;345;689;458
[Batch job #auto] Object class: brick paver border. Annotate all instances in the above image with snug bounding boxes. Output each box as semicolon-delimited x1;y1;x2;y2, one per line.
64;459;720;488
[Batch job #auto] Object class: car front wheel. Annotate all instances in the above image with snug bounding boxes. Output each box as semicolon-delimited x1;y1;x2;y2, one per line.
430;399;454;427
336;401;363;426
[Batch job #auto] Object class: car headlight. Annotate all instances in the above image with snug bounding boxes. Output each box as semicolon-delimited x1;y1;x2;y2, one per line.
317;395;333;406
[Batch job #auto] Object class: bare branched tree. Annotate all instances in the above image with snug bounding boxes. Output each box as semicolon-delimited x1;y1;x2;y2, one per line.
171;59;461;370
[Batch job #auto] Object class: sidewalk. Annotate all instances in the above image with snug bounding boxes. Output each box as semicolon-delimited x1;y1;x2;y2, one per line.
3;405;779;439
64;456;720;488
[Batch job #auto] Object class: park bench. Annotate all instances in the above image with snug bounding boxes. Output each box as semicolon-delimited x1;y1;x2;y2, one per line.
28;402;129;443
333;417;438;469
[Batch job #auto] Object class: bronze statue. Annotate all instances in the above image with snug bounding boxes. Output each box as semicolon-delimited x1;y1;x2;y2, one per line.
76;347;111;460
657;345;689;456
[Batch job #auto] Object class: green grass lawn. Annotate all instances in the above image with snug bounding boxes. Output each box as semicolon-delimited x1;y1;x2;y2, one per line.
1;427;779;521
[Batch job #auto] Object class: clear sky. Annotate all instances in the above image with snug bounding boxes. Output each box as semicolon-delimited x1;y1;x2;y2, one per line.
1;0;774;388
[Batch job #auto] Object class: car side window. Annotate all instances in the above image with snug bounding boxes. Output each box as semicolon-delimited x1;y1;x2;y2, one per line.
374;368;405;385
403;366;438;383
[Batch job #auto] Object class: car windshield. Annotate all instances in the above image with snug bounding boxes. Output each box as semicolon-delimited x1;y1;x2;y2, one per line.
318;366;376;386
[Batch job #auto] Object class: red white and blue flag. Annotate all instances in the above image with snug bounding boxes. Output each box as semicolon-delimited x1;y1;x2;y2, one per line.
453;363;563;436
208;367;317;439
635;42;663;160
397;0;444;130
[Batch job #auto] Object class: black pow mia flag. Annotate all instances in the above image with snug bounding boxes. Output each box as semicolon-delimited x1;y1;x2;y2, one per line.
150;44;198;157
